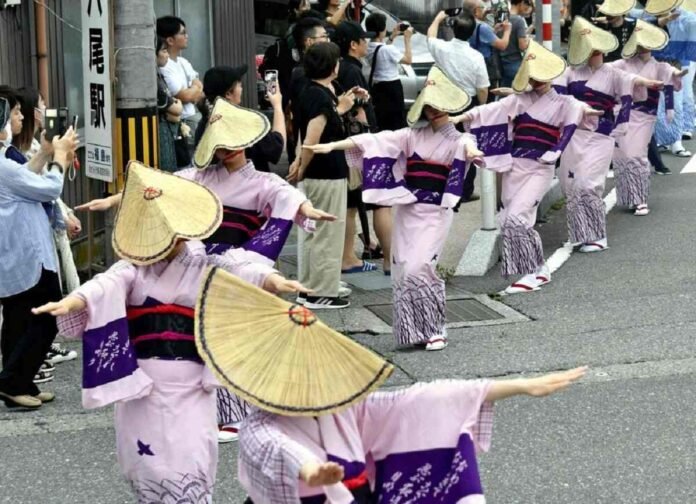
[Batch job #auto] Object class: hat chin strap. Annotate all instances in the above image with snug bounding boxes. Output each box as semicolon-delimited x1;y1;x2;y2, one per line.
222;149;244;163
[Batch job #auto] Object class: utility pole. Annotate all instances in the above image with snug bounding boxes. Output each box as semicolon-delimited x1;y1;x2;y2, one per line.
106;0;158;265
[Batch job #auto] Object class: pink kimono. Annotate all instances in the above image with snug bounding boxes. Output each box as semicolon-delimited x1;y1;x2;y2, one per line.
178;161;314;427
554;64;644;243
346;124;480;345
610;57;681;207
57;247;275;502
467;88;587;276
239;380;494;503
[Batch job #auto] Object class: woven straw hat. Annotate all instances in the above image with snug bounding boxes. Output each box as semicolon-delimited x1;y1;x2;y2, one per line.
567;16;619;65
407;66;471;126
682;0;696;11
112;161;222;265
645;0;683;14
195;267;394;416
621;19;669;57
512;40;568;92
193;98;270;169
597;0;636;16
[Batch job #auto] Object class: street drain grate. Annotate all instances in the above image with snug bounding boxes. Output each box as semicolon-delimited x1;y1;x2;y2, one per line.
365;296;528;328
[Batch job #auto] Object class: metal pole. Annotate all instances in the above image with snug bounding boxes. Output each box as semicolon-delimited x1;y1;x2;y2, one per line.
480;169;497;231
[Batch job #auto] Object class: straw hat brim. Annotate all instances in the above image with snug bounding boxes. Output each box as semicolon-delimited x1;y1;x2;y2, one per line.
567;16;619;66
112;161;223;266
597;0;636;16
195;267;394;417
512;40;568;92
193;98;270;169
621;20;669;58
407;66;471;126
682;0;696;11
645;0;683;14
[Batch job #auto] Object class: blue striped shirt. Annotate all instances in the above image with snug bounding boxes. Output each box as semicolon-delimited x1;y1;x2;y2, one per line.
0;157;63;297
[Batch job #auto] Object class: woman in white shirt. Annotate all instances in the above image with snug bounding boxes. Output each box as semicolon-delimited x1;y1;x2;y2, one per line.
365;12;413;131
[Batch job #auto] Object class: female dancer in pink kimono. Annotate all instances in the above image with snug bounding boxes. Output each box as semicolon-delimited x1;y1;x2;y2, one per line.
77;100;337;443
304;67;483;351
555;17;663;253
238;367;587;503
33;163;308;503
453;41;602;294
609;20;685;216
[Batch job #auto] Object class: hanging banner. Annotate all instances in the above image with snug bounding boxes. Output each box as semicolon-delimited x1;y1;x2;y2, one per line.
82;0;114;182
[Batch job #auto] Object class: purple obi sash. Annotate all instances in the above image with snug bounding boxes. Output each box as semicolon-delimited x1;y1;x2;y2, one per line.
204;205;266;255
568;81;617;136
512;113;561;159
126;301;201;363
633;88;660;116
405;158;450;205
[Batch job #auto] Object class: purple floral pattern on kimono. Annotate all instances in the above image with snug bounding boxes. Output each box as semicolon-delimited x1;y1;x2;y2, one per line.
82;317;138;389
470;123;510;157
374;433;483;503
242;217;293;262
363;156;402;191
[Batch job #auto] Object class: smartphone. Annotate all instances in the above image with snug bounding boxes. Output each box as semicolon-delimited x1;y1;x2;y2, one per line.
45;108;69;141
445;7;463;16
265;70;279;96
398;22;410;31
71;114;79;130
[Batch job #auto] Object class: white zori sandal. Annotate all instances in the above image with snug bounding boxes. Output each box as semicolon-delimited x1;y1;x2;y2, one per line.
425;331;448;351
634;204;650;216
505;273;542;294
579;238;608;253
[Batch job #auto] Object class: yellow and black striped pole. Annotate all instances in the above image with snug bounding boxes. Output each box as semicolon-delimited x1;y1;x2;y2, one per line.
111;107;159;192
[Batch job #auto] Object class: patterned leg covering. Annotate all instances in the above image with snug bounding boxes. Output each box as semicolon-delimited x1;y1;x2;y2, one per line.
613;157;651;207
131;471;213;504
392;275;446;345
566;189;606;244
500;216;544;277
217;388;251;426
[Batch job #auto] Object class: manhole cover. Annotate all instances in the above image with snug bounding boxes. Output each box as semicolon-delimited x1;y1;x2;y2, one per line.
365;296;527;328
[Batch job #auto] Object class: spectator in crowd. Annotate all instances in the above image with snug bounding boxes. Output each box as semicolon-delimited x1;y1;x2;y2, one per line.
317;0;352;26
593;0;637;62
155;36;184;171
0;89;78;409
365;12;413;131
500;0;531;87
427;10;488;201
156;16;203;155
290;42;362;309
13;88;80;368
288;16;331;164
195;65;286;173
334;20;390;273
464;0;512;93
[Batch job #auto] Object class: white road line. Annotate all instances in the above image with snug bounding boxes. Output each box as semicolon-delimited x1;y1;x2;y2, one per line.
503;187;617;292
680;154;696;173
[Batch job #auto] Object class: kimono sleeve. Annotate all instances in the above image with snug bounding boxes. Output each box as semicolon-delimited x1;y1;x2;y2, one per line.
539;95;588;164
238;411;322;504
258;171;313;232
612;66;645;135
658;62;683;114
467;95;518;172
209;247;278;288
345;128;417;206
57;260;136;339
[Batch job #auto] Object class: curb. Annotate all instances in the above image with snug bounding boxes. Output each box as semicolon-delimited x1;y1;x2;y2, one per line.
455;177;563;277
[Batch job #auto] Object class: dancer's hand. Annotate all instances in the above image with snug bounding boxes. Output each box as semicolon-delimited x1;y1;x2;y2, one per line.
263;273;311;295
583;106;604;118
522;366;588;397
450;112;472;125
299;201;337;222
490;87;515;97
674;67;689;78
641;78;664;90
75;193;121;212
300;461;345;487
32;296;86;316
303;142;335;155
465;142;483;159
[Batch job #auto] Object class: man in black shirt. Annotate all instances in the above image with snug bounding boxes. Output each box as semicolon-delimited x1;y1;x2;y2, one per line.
592;0;636;62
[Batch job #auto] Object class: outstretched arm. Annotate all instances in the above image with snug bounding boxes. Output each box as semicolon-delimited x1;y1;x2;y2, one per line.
485;366;588;402
32;295;86;317
302;138;358;155
75;192;122;212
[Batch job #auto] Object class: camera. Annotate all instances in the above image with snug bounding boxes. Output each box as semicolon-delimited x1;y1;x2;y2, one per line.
398;22;410;31
445;7;463;16
353;97;367;108
493;1;510;23
45;108;69;142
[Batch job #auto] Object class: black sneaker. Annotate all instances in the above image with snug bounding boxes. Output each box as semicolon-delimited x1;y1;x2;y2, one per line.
303;296;350;310
42;360;56;373
46;342;78;364
654;165;672;175
33;364;55;384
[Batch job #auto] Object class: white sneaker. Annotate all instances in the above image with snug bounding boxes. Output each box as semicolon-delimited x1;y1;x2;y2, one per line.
338;286;352;298
634;204;650;216
505;273;541;294
295;293;307;305
46;342;78;364
425;334;448;351
339;281;349;289
579;238;609;253
535;264;551;286
218;424;240;444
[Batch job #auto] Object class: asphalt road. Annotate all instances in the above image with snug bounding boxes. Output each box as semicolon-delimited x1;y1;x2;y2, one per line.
2;147;696;503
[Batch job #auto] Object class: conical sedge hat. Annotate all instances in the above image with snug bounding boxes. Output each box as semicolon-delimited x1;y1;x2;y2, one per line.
597;0;636;16
622;19;669;57
645;0;683;15
112;161;222;265
195;267;394;416
407;66;471;126
512;40;568;92
567;16;619;65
